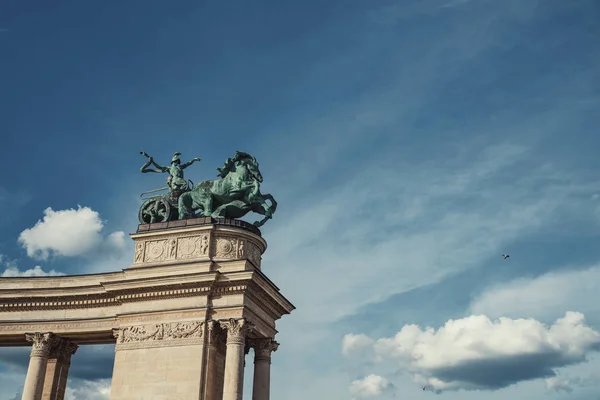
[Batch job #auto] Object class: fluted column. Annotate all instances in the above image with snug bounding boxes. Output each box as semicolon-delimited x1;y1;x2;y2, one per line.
219;318;253;400
249;338;279;400
41;338;78;400
22;333;55;400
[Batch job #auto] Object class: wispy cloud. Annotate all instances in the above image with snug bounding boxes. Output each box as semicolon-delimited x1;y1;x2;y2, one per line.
266;141;595;325
470;264;600;322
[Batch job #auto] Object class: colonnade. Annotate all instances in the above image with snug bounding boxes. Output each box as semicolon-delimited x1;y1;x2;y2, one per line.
21;333;78;400
20;319;279;400
219;318;279;400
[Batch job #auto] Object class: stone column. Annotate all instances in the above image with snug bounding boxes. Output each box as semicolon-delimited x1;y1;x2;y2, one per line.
249;338;279;400
203;321;227;400
22;333;55;400
219;318;253;400
41;338;78;400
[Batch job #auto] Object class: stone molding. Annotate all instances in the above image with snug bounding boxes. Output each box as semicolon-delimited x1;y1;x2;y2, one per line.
0;295;119;312
219;318;253;346
25;332;55;358
113;321;205;350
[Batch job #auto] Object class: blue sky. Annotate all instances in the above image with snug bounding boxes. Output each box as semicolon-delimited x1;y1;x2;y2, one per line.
1;0;600;398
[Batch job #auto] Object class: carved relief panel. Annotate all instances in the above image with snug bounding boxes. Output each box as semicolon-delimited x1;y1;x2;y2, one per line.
177;234;209;260
133;232;211;264
144;239;169;263
212;235;263;267
132;230;262;266
113;321;205;350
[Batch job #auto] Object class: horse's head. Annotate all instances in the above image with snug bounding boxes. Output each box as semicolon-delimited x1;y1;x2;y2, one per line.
239;154;263;183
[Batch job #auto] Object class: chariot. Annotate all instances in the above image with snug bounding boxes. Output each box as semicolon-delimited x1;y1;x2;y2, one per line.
138;181;193;224
137;150;277;227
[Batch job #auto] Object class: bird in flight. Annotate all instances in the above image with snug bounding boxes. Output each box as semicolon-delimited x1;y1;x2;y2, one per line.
502;254;510;259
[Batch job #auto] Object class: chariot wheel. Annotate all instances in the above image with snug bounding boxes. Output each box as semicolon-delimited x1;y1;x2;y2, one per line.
138;197;172;224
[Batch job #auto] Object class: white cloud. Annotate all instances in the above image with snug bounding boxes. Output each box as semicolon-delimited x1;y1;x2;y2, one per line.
343;334;375;357
470;265;600;321
18;206;126;260
346;312;600;392
1;265;64;277
64;379;111;400
0;254;64;277
349;374;394;399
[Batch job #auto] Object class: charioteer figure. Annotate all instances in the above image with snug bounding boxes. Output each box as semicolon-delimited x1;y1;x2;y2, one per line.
140;151;201;193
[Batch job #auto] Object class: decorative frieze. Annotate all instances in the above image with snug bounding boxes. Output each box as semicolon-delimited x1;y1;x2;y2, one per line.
177;234;209;259
215;236;237;258
246;242;262;267
134;233;212;264
132;229;264;268
144;239;169;262
113;321;205;350
134;242;145;263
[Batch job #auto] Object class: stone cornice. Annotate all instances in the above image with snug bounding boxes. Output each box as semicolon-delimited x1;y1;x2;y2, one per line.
0;223;294;347
0;271;293;316
101;272;219;292
0;295;120;312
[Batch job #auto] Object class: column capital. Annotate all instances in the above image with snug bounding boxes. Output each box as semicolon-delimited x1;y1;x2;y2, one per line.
25;332;55;358
219;318;253;345
248;338;279;363
206;320;226;351
49;338;78;364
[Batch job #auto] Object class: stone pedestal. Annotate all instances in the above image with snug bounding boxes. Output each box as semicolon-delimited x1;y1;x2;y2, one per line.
22;333;54;400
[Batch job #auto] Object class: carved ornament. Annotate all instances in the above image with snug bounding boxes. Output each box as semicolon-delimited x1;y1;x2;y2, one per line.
249;338;279;362
25;332;55;358
219;318;254;345
113;321;204;350
49;338;79;363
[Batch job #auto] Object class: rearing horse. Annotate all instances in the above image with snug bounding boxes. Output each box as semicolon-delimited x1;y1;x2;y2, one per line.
178;152;277;227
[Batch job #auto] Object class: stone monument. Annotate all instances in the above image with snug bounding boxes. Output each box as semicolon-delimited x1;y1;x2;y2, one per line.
0;151;294;400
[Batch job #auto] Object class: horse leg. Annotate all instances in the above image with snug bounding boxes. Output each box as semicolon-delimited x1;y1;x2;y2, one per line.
251;196;274;227
196;192;212;217
178;193;194;219
262;193;277;214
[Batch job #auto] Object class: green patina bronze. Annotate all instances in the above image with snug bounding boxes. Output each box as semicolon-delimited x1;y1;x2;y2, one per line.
140;151;201;192
138;151;276;228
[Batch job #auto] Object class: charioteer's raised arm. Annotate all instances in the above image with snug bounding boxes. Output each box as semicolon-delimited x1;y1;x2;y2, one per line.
140;151;169;173
180;157;202;169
